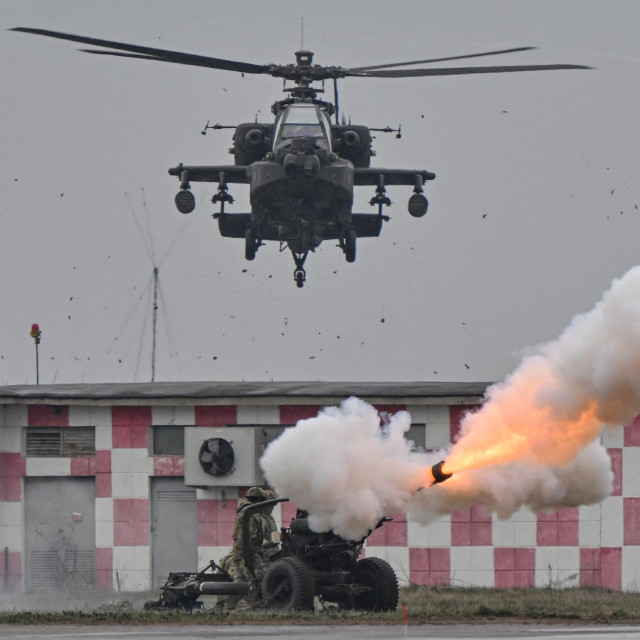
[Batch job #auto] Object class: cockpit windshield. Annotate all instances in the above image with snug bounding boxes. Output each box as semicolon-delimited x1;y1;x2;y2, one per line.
274;104;331;149
282;123;324;139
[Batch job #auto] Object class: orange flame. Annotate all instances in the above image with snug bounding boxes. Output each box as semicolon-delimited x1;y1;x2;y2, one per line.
444;358;603;476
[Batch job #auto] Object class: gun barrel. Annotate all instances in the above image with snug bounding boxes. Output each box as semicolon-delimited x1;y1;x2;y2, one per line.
431;460;453;485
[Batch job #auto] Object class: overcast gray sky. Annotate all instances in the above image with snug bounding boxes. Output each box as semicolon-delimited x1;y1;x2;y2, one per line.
2;0;639;386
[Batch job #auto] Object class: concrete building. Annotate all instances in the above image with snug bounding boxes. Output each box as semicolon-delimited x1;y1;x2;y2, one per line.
0;381;634;593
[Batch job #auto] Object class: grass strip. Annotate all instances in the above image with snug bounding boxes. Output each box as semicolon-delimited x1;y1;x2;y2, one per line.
2;586;639;625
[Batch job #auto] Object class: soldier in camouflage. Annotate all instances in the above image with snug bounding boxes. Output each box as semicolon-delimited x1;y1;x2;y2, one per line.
230;487;279;582
216;487;279;611
260;489;280;559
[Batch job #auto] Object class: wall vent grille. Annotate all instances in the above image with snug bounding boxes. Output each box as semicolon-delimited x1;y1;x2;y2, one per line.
157;490;194;502
30;550;95;589
26;427;96;457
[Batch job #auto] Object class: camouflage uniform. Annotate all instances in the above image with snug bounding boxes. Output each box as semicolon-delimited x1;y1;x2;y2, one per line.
229;488;278;582
216;488;279;612
215;552;235;580
260;490;279;559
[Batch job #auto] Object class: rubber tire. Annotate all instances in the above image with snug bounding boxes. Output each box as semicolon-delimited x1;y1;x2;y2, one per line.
245;227;257;261
343;228;356;263
352;557;399;611
261;557;315;611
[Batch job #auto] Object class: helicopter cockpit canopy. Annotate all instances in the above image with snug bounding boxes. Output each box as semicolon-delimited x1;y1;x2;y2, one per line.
273;103;332;152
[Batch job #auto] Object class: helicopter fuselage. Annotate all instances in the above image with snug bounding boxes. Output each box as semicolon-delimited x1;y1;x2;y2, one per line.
248;154;354;253
250;102;354;233
169;100;435;286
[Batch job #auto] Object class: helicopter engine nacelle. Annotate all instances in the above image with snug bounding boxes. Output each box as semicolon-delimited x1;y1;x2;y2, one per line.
232;123;272;166
342;130;360;148
332;125;372;167
245;129;265;147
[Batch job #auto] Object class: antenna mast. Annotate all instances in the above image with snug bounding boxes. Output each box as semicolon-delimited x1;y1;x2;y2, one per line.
151;267;159;382
30;323;42;385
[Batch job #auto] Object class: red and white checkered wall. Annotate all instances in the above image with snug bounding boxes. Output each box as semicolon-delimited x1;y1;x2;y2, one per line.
0;401;638;591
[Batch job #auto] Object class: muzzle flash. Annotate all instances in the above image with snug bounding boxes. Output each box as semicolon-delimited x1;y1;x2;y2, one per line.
431;460;453;485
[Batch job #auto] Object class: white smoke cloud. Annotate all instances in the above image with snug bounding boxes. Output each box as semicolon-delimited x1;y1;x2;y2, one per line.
260;396;440;540
262;267;640;539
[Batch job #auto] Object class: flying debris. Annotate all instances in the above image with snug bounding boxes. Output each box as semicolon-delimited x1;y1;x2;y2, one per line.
263;266;640;533
11;27;590;287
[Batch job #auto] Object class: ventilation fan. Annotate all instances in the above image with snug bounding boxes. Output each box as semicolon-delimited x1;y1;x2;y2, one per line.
198;437;235;476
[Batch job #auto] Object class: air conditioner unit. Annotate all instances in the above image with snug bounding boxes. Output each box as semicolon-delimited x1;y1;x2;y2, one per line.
184;427;264;487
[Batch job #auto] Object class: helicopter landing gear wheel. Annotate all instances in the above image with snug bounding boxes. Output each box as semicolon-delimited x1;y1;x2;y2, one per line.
291;250;309;288
340;227;356;263
245;226;261;261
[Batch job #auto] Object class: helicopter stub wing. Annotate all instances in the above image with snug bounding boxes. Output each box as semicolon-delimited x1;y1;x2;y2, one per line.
168;165;249;184
353;168;436;186
169;165;434;187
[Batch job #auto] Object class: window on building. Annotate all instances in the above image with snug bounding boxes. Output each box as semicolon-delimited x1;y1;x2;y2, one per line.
405;423;426;451
260;426;286;454
25;427;95;457
152;425;185;456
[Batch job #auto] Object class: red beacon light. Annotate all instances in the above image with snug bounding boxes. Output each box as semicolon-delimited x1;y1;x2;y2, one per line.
30;323;41;343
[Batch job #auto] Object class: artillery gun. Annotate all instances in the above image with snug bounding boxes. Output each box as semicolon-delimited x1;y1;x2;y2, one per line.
145;461;452;611
145;497;398;612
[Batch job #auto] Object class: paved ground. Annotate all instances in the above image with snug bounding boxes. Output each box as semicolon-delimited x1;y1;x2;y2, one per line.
2;625;640;639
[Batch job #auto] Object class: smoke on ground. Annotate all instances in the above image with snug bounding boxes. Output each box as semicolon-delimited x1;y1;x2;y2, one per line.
0;589;148;612
262;266;640;539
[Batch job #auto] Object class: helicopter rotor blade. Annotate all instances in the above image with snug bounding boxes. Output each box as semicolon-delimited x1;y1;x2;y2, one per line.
346;63;592;78
79;48;254;72
80;49;166;61
10;27;270;75
347;46;537;72
11;28;591;83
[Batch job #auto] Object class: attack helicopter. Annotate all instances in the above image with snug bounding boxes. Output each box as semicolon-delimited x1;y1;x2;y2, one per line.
11;28;590;287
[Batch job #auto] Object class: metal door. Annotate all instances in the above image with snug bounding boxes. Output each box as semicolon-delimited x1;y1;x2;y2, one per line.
25;477;96;590
151;477;197;588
